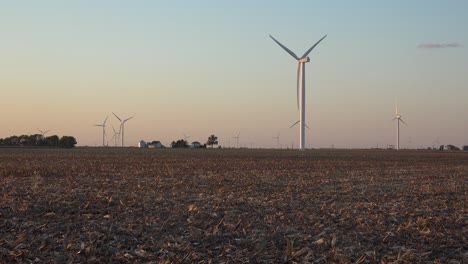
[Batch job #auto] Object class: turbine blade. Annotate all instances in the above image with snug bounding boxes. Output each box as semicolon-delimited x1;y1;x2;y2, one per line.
305;124;310;129
400;119;408;126
296;63;300;110
37;128;43;134
392;117;397;121
112;112;122;122
269;35;299;60
103;115;109;125
44;129;51;134
300;35;327;59
290;120;300;128
124;116;134;122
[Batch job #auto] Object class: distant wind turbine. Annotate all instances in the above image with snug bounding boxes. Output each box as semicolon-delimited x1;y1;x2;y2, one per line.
113;112;134;147
393;99;407;150
273;133;280;148
111;125;121;147
93;116;108;147
233;133;240;148
290;121;310;129
270;34;326;151
432;137;440;149
37;128;51;137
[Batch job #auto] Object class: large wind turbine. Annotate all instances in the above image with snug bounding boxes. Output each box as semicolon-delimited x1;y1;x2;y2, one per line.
270;34;326;151
93;116;108;146
393;100;407;150
113;112;134;147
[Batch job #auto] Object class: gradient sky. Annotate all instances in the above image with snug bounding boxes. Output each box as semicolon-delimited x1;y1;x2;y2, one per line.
1;1;467;148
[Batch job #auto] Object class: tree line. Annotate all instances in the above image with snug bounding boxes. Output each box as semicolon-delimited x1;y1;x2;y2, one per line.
171;135;218;148
0;134;77;148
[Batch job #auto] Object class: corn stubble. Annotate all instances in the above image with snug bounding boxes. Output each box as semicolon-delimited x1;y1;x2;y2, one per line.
0;148;467;263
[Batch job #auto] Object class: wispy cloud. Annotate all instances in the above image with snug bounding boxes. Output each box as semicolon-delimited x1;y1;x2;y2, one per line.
417;43;461;49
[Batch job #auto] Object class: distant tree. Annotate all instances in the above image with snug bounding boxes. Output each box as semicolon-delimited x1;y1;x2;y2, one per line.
36;134;52;146
1;136;18;146
0;134;76;148
46;135;60;147
171;139;188;148
11;136;21;146
17;134;43;146
59;136;77;148
206;135;218;148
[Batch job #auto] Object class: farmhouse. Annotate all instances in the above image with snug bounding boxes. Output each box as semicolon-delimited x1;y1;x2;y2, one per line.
148;141;164;148
190;141;203;148
443;145;460;151
138;140;164;148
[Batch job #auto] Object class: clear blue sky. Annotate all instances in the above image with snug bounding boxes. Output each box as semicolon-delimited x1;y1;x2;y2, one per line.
1;1;467;148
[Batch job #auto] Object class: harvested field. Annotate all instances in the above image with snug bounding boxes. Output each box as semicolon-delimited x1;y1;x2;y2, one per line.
0;148;467;263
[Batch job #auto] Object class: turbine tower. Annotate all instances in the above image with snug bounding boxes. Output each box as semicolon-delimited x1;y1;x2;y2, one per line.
93;116;108;147
270;34;326;151
393;99;407;150
113;112;134;147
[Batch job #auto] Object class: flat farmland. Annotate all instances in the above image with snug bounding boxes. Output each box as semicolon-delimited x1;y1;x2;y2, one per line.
0;148;467;263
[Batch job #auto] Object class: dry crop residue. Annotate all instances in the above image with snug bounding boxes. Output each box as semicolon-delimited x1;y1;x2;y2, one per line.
0;148;467;263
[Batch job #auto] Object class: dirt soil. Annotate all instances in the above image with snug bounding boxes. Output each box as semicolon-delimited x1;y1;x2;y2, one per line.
0;148;467;263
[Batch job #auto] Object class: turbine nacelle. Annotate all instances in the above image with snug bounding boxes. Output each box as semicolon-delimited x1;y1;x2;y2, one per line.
394;116;407;125
298;57;310;63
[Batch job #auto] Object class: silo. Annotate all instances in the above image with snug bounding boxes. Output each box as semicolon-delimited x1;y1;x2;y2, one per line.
138;140;147;148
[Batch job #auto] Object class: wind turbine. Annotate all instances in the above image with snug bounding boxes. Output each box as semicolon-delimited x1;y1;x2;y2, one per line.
93;116;108;147
233;133;240;148
432;137;440;149
273;133;280;148
37;128;51;138
290;121;310;129
393;99;407;150
270;34;326;151
113;112;134;147
111;125;120;147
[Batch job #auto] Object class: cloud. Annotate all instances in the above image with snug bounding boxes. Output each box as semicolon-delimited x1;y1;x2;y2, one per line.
417;43;461;49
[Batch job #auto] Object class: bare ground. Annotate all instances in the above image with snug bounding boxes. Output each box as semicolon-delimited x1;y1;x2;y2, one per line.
0;148;467;263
